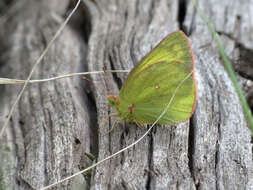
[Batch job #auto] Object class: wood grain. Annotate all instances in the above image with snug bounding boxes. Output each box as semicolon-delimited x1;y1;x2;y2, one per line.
0;0;252;189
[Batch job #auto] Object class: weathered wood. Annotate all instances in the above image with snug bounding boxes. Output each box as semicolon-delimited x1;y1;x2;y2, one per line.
0;0;252;189
0;1;91;189
185;1;253;189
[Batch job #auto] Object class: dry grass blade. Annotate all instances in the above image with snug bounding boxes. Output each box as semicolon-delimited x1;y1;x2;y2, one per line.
39;71;194;190
0;70;129;84
0;0;81;137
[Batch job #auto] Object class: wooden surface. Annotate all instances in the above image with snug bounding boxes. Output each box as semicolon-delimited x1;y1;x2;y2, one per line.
0;0;252;189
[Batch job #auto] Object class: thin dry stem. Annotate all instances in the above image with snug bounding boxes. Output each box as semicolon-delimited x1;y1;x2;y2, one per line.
0;70;130;85
39;70;194;190
0;0;81;137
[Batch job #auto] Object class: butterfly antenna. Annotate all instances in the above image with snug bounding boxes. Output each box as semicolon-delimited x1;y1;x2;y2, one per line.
82;77;107;92
103;66;114;95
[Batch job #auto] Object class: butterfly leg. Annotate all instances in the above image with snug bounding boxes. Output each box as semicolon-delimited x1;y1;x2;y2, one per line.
134;120;143;128
98;113;118;132
101;119;119;136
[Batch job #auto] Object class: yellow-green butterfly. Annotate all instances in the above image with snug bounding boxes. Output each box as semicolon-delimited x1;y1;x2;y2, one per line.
107;31;196;125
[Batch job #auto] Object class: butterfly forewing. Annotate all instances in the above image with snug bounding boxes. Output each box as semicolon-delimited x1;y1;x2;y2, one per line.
120;31;194;93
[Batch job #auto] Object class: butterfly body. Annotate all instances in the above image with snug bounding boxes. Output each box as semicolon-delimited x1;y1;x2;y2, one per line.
107;31;196;125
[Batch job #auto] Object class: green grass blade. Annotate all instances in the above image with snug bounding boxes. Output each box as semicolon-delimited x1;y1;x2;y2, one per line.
191;0;253;133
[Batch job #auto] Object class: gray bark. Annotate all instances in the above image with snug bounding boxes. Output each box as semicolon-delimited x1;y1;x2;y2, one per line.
0;0;252;190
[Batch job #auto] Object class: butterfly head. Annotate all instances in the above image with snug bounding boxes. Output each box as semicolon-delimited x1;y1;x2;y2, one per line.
107;95;135;122
107;95;120;107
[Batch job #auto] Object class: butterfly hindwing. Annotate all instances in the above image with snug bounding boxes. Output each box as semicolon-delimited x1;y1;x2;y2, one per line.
118;61;195;125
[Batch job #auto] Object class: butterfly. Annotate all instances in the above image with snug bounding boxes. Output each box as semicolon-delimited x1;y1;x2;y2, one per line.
107;31;196;127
